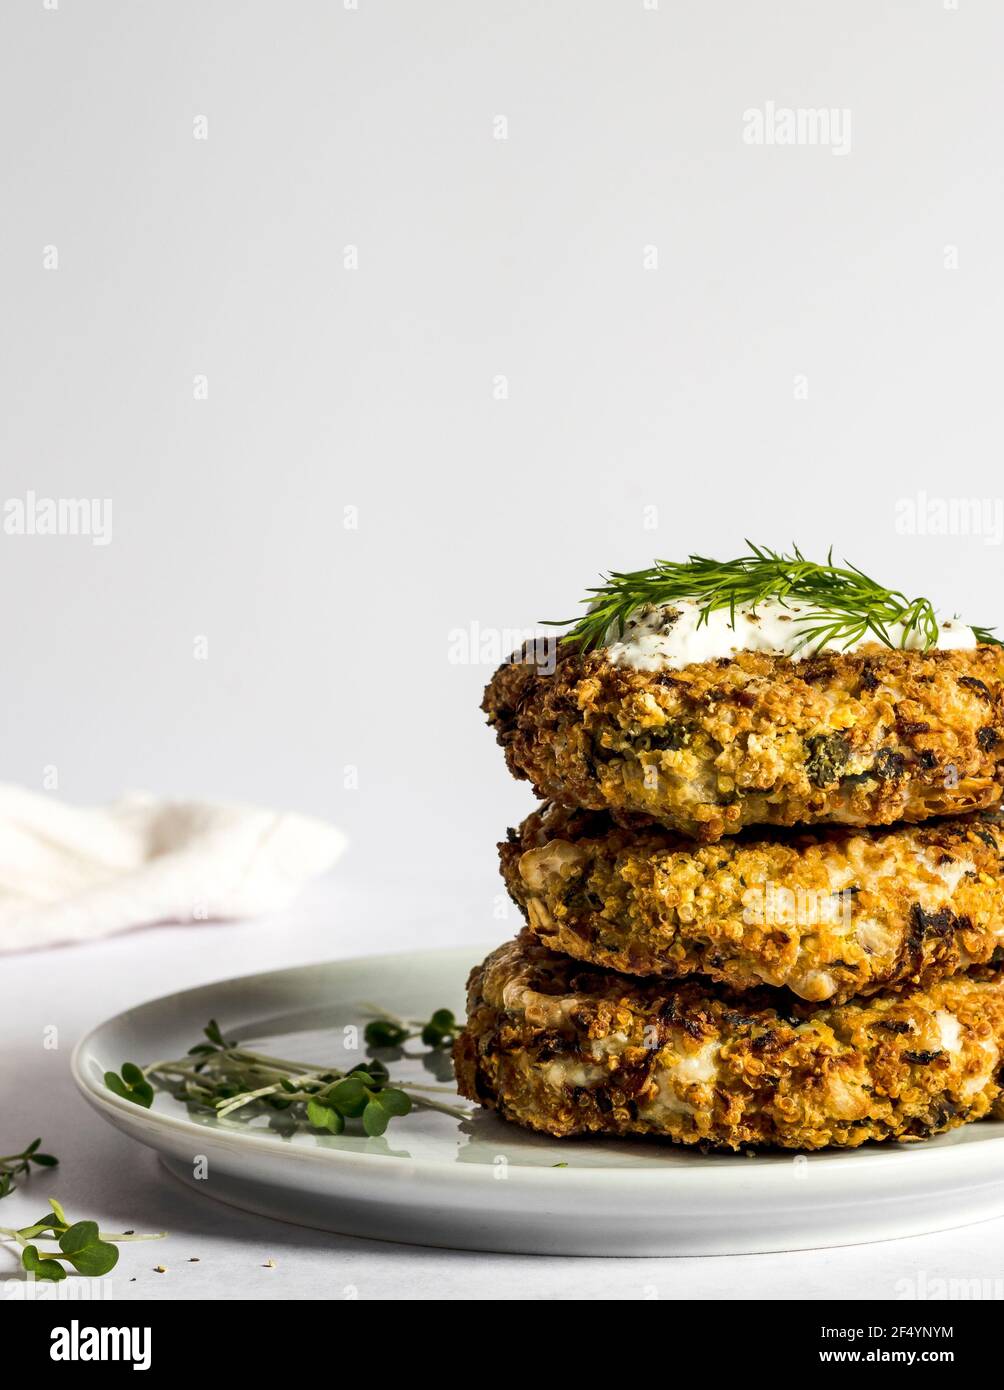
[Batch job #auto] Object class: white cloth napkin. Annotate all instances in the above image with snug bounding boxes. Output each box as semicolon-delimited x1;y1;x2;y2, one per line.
0;785;346;953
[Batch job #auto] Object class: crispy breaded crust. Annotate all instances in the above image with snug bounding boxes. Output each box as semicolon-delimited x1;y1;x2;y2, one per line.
501;803;1004;1003
482;643;1004;841
454;932;1004;1151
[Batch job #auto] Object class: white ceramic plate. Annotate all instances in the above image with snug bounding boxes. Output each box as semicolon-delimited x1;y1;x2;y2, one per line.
73;943;1004;1256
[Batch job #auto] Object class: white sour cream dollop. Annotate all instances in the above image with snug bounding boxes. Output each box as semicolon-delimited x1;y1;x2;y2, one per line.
604;598;977;672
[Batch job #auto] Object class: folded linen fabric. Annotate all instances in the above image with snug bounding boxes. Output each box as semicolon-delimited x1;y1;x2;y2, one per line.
0;785;346;953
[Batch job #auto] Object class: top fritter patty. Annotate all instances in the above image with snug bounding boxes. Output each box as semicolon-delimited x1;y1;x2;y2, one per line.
483;643;1004;841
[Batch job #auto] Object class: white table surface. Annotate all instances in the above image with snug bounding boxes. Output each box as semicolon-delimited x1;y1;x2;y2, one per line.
3;871;1003;1303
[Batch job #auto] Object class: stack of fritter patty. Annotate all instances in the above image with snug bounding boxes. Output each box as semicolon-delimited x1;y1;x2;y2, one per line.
454;642;1004;1150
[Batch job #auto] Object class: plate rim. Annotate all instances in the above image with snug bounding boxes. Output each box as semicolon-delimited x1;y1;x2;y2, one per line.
71;943;1004;1191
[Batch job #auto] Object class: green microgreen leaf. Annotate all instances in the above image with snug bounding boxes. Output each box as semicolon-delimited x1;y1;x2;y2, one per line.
57;1219;97;1254
105;1065;154;1108
364;1019;409;1048
361;1100;391;1137
17;1215;63;1240
377;1088;412;1118
327;1077;369;1117
22;1244;66;1281
351;1058;390;1084
361;1085;414;1137
306;1100;345;1134
58;1222;119;1276
0;1138;60;1201
421;1009;459;1047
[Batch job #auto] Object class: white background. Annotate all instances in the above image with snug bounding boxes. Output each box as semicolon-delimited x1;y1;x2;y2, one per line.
2;0;1004;1300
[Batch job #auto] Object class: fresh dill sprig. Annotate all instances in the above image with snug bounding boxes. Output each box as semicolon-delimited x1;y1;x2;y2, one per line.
104;1013;471;1139
546;542;1002;655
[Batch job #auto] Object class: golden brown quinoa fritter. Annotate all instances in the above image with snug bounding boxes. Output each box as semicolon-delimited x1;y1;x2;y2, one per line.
501;803;1004;1003
454;932;1004;1151
482;643;1004;842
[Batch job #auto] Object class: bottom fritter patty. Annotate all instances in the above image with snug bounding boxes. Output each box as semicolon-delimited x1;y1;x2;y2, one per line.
501;803;1004;1003
454;933;1004;1150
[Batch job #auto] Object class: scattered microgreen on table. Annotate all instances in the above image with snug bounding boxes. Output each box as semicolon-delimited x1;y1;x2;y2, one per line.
547;542;1003;655
0;1197;164;1282
104;1007;470;1139
0;1139;58;1200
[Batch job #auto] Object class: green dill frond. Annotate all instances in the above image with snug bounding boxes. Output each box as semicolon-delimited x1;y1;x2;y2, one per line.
544;542;997;655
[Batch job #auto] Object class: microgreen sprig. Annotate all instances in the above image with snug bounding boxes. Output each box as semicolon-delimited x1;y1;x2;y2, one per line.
546;542;1002;655
363;1006;461;1050
0;1139;58;1200
104;1063;154;1108
105;1013;470;1138
0;1197;164;1282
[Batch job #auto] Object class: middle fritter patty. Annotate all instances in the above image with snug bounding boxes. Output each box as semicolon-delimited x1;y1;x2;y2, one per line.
500;803;1004;1003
